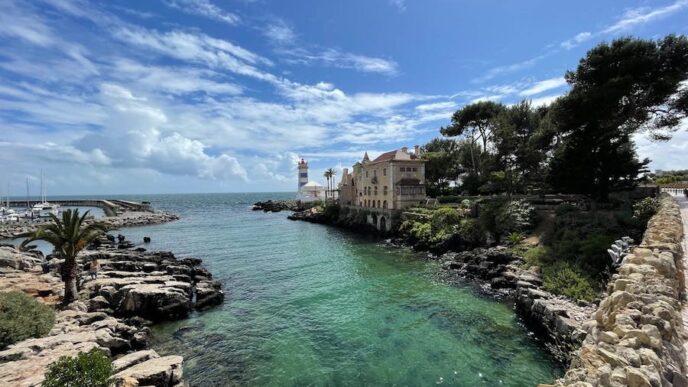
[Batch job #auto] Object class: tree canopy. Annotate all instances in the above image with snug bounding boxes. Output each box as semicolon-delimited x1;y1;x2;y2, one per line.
427;35;688;200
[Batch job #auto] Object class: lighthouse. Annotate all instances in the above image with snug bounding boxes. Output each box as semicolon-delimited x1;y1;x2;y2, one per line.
298;158;308;190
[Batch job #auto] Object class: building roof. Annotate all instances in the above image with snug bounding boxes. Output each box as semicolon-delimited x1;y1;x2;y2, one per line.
370;149;421;163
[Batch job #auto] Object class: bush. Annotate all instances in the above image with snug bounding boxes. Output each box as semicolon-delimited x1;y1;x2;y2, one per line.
0;291;55;349
430;207;462;231
542;262;598;302
632;197;659;224
505;232;524;245
43;348;114;387
458;218;485;246
521;246;550;267
496;199;536;235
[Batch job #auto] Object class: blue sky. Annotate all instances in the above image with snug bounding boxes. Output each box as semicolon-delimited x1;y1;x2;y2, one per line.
1;0;687;195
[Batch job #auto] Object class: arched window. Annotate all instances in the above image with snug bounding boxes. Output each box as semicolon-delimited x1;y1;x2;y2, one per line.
383;200;388;209
377;200;381;208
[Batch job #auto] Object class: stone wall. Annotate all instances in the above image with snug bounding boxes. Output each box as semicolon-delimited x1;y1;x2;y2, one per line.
551;194;686;387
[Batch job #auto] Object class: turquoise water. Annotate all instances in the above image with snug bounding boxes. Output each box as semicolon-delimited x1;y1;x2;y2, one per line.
21;193;563;386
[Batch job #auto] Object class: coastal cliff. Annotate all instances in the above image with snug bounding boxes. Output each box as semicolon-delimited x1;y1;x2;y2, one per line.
0;225;223;386
550;194;687;387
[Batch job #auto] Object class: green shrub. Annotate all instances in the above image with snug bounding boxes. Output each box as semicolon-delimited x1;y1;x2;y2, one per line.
542;262;598;302
522;246;550;267
496;199;536;235
0;291;55;349
632;197;659;224
430;207;462;231
43;348;114;387
505;232;524;245
458;218;485;245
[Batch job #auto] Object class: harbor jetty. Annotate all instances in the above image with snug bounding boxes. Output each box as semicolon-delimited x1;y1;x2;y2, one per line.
0;199;178;239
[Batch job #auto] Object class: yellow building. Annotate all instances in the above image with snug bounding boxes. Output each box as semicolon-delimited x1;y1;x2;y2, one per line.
339;146;426;210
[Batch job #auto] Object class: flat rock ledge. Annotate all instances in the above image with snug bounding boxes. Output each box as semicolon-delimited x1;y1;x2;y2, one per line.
0;237;223;387
437;247;595;364
545;194;687;387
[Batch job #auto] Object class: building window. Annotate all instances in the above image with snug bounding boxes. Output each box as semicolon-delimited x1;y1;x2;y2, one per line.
400;167;405;172
373;170;377;177
372;201;376;208
383;200;388;209
383;186;388;195
374;186;378;196
299;172;308;178
412;167;417;172
377;200;381;208
383;168;386;176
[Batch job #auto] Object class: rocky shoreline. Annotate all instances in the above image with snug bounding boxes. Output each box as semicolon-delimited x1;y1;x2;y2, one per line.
0;211;179;239
0;231;223;386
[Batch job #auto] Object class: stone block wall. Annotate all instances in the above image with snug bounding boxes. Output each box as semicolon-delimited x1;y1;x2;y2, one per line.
552;194;686;387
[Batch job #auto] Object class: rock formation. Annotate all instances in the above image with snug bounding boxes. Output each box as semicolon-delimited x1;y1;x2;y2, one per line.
0;234;224;386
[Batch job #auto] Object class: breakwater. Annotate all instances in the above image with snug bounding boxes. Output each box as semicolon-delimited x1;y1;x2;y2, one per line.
0;206;178;239
551;193;687;386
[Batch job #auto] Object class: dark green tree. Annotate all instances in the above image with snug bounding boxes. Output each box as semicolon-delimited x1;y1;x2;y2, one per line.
549;36;688;199
422;138;461;196
441;101;506;174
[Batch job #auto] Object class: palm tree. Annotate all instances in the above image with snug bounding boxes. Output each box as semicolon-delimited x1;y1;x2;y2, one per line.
21;209;107;304
326;168;337;199
323;170;331;200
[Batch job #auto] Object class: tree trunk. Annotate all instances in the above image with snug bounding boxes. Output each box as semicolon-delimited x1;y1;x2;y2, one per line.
62;256;78;305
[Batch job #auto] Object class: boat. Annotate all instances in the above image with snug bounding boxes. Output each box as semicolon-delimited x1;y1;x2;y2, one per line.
32;171;60;218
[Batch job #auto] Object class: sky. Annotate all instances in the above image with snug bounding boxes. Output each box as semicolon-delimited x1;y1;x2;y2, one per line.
1;0;687;196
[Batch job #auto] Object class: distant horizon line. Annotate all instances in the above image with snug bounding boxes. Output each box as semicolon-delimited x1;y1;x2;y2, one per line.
1;191;296;200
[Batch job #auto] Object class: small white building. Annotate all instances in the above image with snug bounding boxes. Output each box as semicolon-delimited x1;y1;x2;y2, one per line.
296;158;327;201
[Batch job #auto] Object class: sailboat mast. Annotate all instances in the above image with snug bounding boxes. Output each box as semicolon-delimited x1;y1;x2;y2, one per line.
26;178;30;209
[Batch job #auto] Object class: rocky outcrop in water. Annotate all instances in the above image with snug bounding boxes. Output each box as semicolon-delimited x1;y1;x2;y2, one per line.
0;233;223;386
550;194;687;387
252;200;318;213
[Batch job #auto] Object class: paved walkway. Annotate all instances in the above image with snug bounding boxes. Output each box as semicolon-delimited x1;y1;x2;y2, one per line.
676;195;688;367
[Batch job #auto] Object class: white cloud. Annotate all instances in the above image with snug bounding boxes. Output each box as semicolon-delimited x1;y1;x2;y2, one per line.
528;94;561;107
285;48;399;75
415;101;457;112
163;0;240;25
473;54;547;83
519;77;567;97
604;1;688;34
263;21;297;45
561;32;592;50
634;120;688;171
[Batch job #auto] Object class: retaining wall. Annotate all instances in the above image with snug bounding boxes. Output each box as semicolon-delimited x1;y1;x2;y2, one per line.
550;193;686;387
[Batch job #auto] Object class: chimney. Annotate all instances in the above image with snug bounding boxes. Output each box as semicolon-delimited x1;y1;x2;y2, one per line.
414;145;420;157
401;147;408;154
